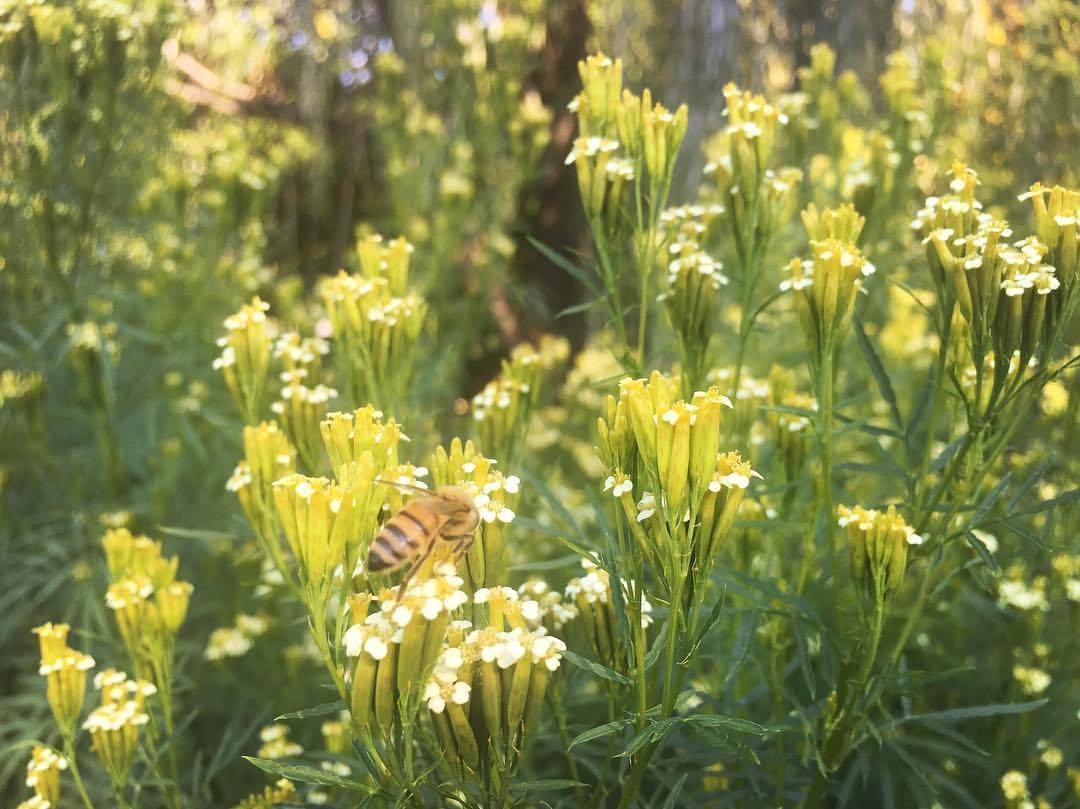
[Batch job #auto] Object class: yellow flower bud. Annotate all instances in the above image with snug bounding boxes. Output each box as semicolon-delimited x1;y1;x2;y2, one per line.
25;745;66;805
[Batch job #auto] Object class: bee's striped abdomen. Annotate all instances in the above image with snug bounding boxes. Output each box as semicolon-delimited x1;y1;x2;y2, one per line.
366;500;440;572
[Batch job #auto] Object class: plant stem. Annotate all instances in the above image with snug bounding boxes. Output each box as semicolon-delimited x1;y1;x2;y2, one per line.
63;735;96;809
801;595;886;808
817;347;838;624
617;573;685;809
549;682;586;809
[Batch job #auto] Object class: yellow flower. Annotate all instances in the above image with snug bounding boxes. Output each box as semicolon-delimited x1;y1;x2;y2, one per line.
85;698;150;787
838;504;923;600
25;745;67;805
33;623;95;736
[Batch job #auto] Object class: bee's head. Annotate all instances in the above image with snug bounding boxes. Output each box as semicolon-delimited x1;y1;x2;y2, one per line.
434;486;479;537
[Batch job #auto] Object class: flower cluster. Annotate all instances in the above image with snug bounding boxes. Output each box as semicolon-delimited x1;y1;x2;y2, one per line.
422;590;567;774
518;578;579;633
569;53;687;230
471;336;568;462
213;296;275;423
32;623;96;735
597;373;754;601
355;233;415;296
703;86;801;272
345;563;468;737
83;671;154;789
271;376;337;472
230;779;297;809
101;529;193;664
565;558;652;672
273;330;329;377
428;438;521;592
227;421;297;563
914;166;1070;404
659;237;728;389
837;504;923;602
257;723;304;759
204;613;268;661
782;230;876;359
320;235;427;408
0;368;44;408
20;745;67;808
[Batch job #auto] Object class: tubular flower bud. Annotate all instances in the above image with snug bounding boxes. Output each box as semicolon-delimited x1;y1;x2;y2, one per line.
320;249;426;408
229;421;296;556
25;745;67;805
272;474;358;593
602;373;748;597
356;233;415;297
574;53;623;138
273;330;329;377
471;337;566;464
213;296;274;424
271;379;336;472
564;136;627;223
838;504;923;601
320;406;404;478
782;236;876;354
565;558;651;672
802;203;865;243
83;697;149;788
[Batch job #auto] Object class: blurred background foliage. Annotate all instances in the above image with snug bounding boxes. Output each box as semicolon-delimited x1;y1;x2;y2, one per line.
0;0;1077;806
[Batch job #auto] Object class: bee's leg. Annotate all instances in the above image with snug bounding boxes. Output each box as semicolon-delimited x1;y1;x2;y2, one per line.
448;532;475;564
394;541;436;603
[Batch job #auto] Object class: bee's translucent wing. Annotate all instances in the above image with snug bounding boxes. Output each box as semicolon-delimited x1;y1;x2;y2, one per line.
373;478;432;496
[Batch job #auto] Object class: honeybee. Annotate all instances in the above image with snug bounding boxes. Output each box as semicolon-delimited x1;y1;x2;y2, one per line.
367;481;479;598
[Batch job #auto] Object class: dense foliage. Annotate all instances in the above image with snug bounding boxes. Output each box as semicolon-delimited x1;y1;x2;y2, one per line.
2;2;1078;808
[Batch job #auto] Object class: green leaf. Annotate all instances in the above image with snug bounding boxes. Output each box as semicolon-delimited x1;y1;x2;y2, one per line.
854;316;903;431
512;779;586;794
894;698;1047;726
680;593;726;665
617;719;676;757
274;700;345;721
929;435;965;474
971;472;1012;528
527;236;601;295
644;621;668;672
567;718;632;750
157;525;236;543
243;757;367;791
678;713;770;736
963;531;1000;573
661;774;689;809
562;649;630;686
557;296;605;319
1007;460;1052;510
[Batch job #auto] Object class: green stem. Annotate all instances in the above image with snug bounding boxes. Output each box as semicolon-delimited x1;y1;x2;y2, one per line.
549;682;586;809
802;595;887;808
617;573;685;809
63;736;96;809
912;313;953;513
309;599;348;699
817;347;838;624
151;646;184;809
